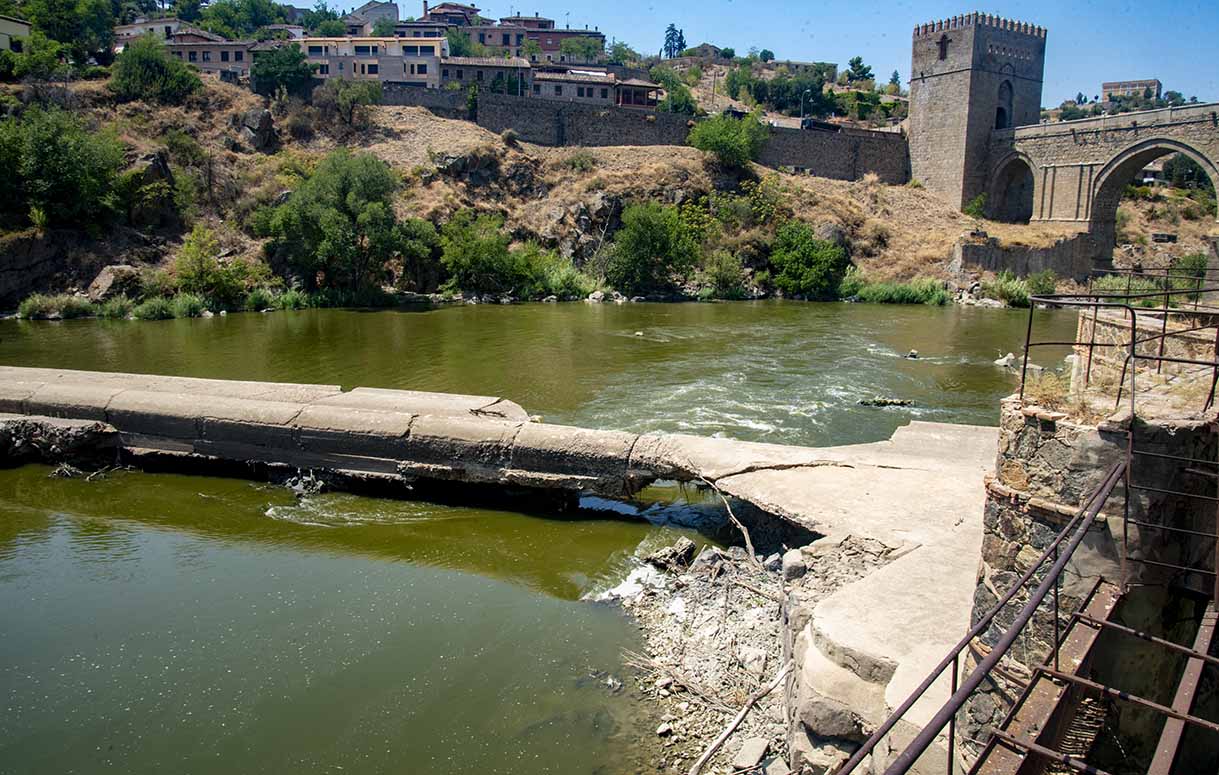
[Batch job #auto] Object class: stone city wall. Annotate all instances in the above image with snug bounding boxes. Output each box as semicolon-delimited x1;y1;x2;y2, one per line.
757;126;910;184
381;83;469;118
475;93;693;146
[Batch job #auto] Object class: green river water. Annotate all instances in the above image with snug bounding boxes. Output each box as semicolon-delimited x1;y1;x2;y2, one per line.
0;301;1076;774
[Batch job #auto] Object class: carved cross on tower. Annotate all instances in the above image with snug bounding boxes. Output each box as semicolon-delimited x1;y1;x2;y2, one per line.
937;33;952;60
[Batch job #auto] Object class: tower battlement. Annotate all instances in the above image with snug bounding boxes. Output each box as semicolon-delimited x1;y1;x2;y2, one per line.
913;12;1045;39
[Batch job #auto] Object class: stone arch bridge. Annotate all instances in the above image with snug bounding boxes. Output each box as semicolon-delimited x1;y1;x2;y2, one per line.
985;103;1219;254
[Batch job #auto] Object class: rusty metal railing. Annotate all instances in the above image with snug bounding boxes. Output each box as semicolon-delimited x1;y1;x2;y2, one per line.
835;270;1219;775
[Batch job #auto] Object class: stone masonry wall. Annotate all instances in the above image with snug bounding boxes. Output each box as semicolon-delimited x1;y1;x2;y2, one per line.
476;93;693;146
757;127;909;184
381;83;468;119
1074;308;1219;385
959;398;1217;750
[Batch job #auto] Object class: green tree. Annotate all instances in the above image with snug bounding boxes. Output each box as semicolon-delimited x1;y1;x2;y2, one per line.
199;0;284;38
3;31;69;80
650;65;697;114
688;111;768;169
446;28;476;57
846;55;872;82
258;149;404;290
438;210;523;295
250;42;314;93
109;34;202;104
24;0;114;64
720;47;734;59
314;18;345;36
559;36;603;61
605;202;699;295
314;77;382;129
371;18;395;36
662;23;681;58
173;0;202;21
889;70;900;87
768;220;848;299
0;107;125;228
758;48;774;62
521;38;542;60
301;0;339;31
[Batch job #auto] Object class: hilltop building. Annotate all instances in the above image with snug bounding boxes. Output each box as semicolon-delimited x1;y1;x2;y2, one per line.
164;27;254;73
0;14;30;50
299;36;446;86
416;2;605;63
1101;78;1162;100
114;16;184;45
343;0;399;35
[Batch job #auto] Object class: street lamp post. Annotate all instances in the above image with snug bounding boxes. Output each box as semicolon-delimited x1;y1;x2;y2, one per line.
800;89;812;126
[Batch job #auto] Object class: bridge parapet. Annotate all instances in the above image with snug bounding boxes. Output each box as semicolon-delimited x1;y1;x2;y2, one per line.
1006;102;1219;141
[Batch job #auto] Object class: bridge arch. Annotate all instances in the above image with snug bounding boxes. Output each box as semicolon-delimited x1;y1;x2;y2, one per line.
1089;137;1219;245
986;151;1036;223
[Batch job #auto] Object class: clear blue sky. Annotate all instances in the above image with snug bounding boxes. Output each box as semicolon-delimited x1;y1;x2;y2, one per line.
376;0;1218;107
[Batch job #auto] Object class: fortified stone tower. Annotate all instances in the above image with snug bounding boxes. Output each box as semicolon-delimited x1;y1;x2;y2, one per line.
909;13;1046;209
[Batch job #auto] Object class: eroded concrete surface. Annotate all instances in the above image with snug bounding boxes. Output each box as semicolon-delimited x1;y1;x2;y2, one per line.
0;367;994;770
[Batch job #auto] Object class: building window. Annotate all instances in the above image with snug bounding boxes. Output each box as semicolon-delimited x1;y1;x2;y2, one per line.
442;68;449;78
318;63;329;74
532;83;540;94
417;63;427;74
403;45;418;55
476;70;483;81
456;69;463;80
367;63;378;74
188;51;197;62
164;25;172;35
554;85;561;95
355;45;371;55
478;32;485;43
338;61;344;71
601;88;608;99
576;86;584;97
308;45;323;55
502;33;509;45
516;34;523;45
420;45;434;54
235;50;244;61
221;50;229;62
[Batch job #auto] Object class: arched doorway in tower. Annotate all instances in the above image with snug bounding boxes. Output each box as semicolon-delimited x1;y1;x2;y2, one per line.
988;155;1035;223
995;81;1013;130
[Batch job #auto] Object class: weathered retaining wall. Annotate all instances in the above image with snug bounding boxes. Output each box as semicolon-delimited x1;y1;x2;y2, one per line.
950;232;1098;281
758;126;910;184
960;398;1217;749
1074;308;1219;385
475;93;693;146
381;83;469;118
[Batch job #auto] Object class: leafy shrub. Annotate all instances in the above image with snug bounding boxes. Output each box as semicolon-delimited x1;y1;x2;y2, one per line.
140;267;177;299
258;149;403;290
0;107;125;229
244;287;274;311
981;270;1029;308
163;128;207;167
174;224;270;309
133;296;176;320
500;128;520;146
250;43;314;95
313;78;382;131
564;150;597;172
1170;253;1210;302
438;210;528;295
768;220;849;299
1091;274;1161;307
170;293;206;318
962;193;987;219
18;293;93;319
109;34;202;104
688;112;768;169
3;32;69;81
605;202;700;296
273;288;308;309
837;265;865;298
396;217;440;292
700;250;746;299
1025;269;1058;297
98;294;135;319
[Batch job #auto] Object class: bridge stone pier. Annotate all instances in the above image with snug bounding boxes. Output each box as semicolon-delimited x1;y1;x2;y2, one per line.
987;104;1219;251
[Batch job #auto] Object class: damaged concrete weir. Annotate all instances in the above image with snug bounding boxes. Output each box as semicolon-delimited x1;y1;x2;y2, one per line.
0;366;998;772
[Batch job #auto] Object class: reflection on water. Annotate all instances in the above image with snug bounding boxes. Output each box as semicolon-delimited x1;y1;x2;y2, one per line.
0;301;1077;446
0;466;709;775
0;301;1079;773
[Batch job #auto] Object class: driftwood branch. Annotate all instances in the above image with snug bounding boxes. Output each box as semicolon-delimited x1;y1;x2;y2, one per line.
687;659;794;775
698;475;764;573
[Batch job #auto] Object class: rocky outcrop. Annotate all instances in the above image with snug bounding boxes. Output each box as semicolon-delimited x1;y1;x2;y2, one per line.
122;151;178;227
0;227;163;310
87;264;143;302
239;108;277;152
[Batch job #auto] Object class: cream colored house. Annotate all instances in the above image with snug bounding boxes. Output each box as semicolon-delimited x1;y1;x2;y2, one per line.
0;14;32;51
300;37;447;88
